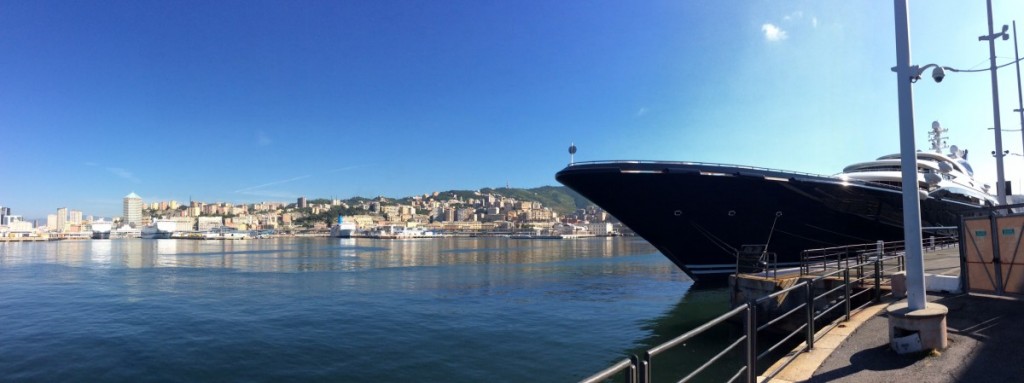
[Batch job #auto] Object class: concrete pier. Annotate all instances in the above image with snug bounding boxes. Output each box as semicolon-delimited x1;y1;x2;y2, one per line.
756;245;1024;383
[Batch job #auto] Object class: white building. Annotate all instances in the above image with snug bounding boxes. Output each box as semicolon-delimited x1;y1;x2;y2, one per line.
197;216;223;231
56;207;67;232
123;192;143;227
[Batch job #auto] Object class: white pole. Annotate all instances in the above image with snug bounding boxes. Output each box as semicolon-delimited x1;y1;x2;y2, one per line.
893;0;927;311
1013;21;1024;177
984;0;1008;204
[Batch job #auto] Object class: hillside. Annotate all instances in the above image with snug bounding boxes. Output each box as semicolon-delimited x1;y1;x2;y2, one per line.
480;186;590;215
384;186;591;215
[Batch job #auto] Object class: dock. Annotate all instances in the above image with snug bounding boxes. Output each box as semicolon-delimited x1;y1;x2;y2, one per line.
578;239;981;383
733;244;967;382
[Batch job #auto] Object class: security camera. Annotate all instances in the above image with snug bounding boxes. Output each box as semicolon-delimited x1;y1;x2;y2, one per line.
932;66;946;83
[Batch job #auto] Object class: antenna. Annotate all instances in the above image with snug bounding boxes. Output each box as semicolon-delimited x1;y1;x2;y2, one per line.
928;121;949;153
568;142;577;165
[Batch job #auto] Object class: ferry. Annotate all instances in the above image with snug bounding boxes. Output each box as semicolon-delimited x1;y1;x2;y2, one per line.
90;219;112;239
141;220;176;239
204;226;249;240
330;216;357;238
367;225;439;239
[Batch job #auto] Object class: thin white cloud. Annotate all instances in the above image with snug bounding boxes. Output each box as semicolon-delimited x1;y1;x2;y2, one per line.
812;17;818;28
636;107;649;117
236;190;300;199
234;175;311;193
326;165;365;173
106;167;141;183
257;131;272;146
783;11;803;21
762;23;788;42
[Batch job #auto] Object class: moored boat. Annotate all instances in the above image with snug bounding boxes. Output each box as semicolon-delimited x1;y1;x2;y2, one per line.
556;125;994;283
141;220;176;239
90;219;112;239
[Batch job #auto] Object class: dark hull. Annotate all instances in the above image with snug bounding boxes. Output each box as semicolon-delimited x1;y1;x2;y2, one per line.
92;232;110;240
556;162;981;283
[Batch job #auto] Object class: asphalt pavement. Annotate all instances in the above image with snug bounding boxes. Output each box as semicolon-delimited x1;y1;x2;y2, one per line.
806;292;1024;382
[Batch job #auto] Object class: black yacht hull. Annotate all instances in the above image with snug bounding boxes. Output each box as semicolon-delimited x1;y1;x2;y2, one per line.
556;161;981;283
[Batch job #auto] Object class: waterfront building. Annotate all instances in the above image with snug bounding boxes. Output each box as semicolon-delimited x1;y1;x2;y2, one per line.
197;216;223;231
169;200;179;209
587;222;614;236
70;210;82;225
56;207;67;232
123;192;143;227
46;214;57;230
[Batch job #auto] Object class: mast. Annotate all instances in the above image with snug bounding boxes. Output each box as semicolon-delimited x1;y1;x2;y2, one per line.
928;121;949;154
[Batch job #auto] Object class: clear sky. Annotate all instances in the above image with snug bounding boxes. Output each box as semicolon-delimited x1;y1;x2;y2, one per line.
4;0;1024;219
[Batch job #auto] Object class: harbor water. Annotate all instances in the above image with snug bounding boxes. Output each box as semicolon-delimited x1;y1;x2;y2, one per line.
0;237;732;382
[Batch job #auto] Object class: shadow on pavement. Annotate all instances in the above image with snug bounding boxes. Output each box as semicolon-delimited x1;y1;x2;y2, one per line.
808;293;1024;383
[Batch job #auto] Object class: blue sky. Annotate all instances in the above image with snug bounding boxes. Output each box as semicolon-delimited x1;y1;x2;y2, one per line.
4;1;1024;219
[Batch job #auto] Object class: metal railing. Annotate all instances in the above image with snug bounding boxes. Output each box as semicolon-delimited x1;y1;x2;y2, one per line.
800;236;957;276
580;241;921;383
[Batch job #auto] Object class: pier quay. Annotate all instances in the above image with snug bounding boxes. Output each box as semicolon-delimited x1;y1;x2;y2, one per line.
749;244;1024;382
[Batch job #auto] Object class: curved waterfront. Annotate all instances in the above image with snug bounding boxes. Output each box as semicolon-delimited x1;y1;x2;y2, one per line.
0;237;728;382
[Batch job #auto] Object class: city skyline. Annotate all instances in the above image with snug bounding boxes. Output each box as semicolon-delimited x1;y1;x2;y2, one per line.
6;1;1024;218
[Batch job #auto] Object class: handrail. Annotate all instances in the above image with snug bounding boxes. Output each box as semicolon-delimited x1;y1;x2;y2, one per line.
562;160;831;179
561;160;915;193
579;357;635;383
580;238;929;383
647;305;748;357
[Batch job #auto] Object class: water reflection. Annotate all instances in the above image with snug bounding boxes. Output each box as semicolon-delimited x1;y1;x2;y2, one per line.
90;239;112;266
0;237;668;275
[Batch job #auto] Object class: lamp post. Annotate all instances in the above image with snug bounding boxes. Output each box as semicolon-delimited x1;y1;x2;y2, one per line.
980;0;1011;205
888;2;949;356
892;0;927;312
1012;21;1024;175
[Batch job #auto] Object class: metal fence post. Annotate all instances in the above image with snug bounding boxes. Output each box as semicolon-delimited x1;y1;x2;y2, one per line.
874;259;881;303
843;269;851;321
638;353;651;383
746;301;757;383
805;282;815;350
627;355;639;383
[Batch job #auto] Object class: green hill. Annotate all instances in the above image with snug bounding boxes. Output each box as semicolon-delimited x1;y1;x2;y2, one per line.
480;186;589;215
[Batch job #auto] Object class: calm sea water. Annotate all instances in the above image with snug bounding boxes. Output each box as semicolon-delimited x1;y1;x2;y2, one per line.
0;237;731;382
